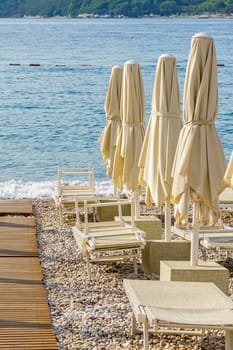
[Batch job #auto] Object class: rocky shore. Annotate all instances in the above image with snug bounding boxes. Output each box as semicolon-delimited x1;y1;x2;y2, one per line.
33;199;233;350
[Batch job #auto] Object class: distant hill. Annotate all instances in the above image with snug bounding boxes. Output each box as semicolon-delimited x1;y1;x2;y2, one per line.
0;0;233;18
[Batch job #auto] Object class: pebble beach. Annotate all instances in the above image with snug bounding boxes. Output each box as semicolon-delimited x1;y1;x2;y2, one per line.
33;199;233;350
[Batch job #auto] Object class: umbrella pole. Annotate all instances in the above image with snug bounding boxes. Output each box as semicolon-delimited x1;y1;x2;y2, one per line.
134;192;140;219
164;199;171;241
190;201;200;266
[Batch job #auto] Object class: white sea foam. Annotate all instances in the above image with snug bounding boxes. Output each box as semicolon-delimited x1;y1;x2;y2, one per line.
0;179;116;199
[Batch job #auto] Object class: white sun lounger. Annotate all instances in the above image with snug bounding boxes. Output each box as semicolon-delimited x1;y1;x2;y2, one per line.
200;236;233;249
54;166;97;223
174;225;233;241
123;279;233;350
173;185;233;243
173;225;233;259
72;198;146;277
200;235;233;259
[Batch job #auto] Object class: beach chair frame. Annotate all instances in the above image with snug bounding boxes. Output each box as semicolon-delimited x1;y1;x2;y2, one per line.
54;166;96;223
72;197;146;278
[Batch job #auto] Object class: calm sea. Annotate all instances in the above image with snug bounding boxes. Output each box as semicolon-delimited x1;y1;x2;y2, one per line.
0;17;232;198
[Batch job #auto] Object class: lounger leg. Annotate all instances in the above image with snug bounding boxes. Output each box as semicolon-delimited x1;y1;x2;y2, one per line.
217;247;221;260
225;330;233;350
74;196;80;228
142;320;149;350
133;251;138;275
200;245;207;261
131;312;137;335
85;252;91;279
59;205;63;225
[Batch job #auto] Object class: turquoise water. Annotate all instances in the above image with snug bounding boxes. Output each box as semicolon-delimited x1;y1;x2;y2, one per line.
0;17;232;198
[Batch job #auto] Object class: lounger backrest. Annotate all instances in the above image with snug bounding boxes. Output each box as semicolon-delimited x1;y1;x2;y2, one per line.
57;166;95;196
82;198;136;237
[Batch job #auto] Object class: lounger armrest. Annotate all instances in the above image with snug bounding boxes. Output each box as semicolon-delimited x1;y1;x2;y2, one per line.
85;199;133;209
72;227;88;241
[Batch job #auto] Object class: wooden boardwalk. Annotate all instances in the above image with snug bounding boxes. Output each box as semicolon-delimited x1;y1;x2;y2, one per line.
0;199;33;215
0;199;58;349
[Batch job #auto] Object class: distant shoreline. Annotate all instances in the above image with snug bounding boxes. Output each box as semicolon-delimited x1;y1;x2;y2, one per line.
3;13;233;20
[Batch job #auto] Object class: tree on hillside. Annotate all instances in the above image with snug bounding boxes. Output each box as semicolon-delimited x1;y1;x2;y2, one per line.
159;0;180;15
0;0;231;18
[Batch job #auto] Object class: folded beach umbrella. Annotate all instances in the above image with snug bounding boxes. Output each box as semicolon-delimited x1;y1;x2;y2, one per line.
112;60;145;202
138;54;181;240
224;151;233;189
98;65;123;177
171;33;227;265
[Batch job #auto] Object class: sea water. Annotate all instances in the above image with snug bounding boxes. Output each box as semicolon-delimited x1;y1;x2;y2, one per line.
0;17;232;198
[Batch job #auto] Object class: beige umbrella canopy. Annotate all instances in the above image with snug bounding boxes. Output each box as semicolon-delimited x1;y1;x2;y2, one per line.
138;54;181;240
112;60;145;194
224;151;233;189
98;65;123;177
171;33;227;265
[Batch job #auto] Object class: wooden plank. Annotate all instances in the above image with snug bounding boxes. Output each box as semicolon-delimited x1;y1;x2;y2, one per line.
0;234;37;257
0;329;58;349
0;216;36;229
0;199;33;215
0;257;43;281
0;217;37;256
